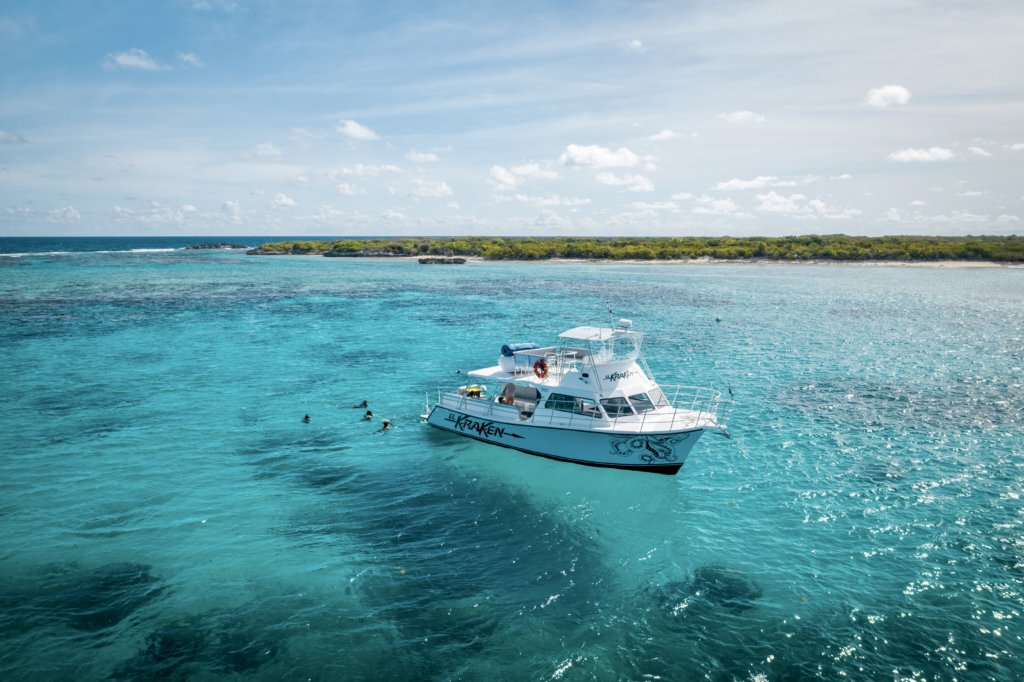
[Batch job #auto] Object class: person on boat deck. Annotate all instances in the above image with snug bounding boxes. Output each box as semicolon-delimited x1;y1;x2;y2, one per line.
381;419;391;431
466;385;483;398
353;400;368;408
364;410;373;420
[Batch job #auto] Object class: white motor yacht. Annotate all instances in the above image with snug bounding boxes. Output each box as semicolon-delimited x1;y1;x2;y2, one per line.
425;319;729;475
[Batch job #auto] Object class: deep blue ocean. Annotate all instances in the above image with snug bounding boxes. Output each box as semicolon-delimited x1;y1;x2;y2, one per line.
1;237;1021;680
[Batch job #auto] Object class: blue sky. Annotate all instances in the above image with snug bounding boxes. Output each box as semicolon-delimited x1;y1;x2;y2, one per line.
1;0;1022;236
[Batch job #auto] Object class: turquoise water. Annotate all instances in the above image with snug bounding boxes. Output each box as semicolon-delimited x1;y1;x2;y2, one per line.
1;240;1022;680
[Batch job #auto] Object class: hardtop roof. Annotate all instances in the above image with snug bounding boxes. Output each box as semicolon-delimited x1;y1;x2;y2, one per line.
558;325;642;342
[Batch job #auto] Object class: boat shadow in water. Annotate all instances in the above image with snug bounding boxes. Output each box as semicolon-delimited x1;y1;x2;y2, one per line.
654;565;764;625
236;431;613;677
0;561;165;635
109;601;285;680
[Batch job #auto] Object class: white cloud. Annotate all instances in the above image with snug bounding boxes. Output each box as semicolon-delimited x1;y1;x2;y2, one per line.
560;144;639;168
865;84;911;108
308;204;348;222
176;51;205;67
289;127;322;143
410;178;453;198
921;209;991;225
805;199;860;219
713;175;798;191
1010;143;1024;151
881;207;904;222
968;146;992;157
0;129;26;144
887;147;956;162
595;172;654;192
648;129;677;141
957;190;986;196
254;142;281;158
489;165;520;190
290;175;310;187
103;48;169;71
111;202;194;226
337;119;379;141
830;174;853;180
271;193;296;208
911;200;926;206
631;201;678;211
406;150;439;163
380;209;410;224
514;193;591;207
623;39;645;53
489;163;558;190
718;110;765;124
330;164;400;179
510;163;559;180
50;206;81;223
692;195;741;215
222;200;241;222
670;192;695;201
756;192;803;213
755;192;860;219
336;182;360;196
534;209;572;230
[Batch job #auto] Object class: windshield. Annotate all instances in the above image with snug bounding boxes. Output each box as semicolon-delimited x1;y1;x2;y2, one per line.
592;333;641;364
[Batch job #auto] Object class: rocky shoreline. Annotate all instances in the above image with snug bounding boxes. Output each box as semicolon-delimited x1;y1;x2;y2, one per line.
187;243;249;250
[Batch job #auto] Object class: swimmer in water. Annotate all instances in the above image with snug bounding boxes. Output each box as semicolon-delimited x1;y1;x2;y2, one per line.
302;414;311;423
364;410;373;420
381;419;391;431
353;400;368;408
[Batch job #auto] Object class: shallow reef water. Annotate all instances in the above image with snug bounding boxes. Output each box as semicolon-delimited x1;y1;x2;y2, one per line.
0;239;1022;679
0;561;163;634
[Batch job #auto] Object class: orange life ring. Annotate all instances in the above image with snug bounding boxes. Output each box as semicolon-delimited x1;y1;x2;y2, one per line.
533;358;549;379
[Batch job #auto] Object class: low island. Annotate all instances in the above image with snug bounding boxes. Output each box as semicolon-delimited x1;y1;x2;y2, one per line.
246;235;1024;263
187;242;249;250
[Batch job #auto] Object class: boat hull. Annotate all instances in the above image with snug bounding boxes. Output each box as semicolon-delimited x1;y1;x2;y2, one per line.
426;405;704;475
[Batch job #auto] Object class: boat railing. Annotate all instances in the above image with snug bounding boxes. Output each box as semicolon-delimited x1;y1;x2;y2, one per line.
510;348;581;380
649;384;729;430
433;383;729;434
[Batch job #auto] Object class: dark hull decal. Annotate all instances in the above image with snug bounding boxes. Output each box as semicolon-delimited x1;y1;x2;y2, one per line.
609;433;692;464
427;421;683;475
444;413;524;439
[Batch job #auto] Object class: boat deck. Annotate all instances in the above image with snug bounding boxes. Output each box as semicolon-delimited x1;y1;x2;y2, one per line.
436;391;722;434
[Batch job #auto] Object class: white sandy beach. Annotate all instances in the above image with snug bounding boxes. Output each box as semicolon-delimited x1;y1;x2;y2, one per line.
262;253;1021;267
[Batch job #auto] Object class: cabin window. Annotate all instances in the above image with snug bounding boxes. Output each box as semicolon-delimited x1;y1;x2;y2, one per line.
645;387;669;407
544;393;600;418
628;393;656;413
600;397;634;417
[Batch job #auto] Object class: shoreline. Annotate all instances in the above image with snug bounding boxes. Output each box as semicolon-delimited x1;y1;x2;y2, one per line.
248;253;1021;268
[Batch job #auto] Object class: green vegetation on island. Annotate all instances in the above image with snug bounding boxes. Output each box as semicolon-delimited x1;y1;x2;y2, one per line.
248;235;1024;262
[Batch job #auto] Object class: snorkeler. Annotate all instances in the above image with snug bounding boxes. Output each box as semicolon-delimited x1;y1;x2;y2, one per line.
302;414;311;423
353;400;368;408
364;410;373;420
